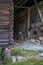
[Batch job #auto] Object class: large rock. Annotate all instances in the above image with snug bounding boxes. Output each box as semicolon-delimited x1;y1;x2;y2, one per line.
39;37;43;41
17;56;24;61
39;53;43;57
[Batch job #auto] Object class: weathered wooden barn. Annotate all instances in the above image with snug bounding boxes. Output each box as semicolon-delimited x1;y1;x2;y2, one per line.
0;0;43;45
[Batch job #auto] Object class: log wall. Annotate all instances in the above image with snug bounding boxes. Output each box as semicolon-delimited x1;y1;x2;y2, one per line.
0;0;14;45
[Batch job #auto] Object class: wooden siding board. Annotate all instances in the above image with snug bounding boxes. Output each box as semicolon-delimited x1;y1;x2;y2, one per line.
0;0;12;2
0;1;13;45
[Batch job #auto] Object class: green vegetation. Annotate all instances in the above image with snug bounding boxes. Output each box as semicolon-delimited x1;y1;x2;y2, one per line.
12;59;43;65
11;48;43;57
0;48;43;65
1;58;43;65
0;47;2;54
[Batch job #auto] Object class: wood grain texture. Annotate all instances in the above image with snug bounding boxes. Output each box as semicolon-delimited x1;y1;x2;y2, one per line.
0;1;13;45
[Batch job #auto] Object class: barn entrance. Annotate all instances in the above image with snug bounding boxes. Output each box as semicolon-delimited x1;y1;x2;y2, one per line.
13;7;28;41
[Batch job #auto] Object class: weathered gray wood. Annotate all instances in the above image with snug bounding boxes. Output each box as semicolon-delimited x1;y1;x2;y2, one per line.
0;37;8;39
0;11;9;16
0;26;9;29
0;13;9;16
0;0;12;2
0;1;14;45
0;43;9;45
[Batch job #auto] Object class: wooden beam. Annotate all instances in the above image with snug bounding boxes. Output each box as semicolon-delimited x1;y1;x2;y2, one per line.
0;0;12;3
14;6;29;8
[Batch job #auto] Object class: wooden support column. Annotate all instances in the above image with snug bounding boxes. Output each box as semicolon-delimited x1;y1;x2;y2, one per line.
9;2;14;44
28;8;30;38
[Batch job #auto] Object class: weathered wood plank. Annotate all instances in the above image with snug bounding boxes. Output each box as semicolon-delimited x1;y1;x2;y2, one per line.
0;20;10;22
0;31;9;33
0;7;9;11
0;0;12;2
0;18;9;20
0;13;9;16
0;17;9;20
0;34;9;36
0;43;9;45
0;33;9;35
0;39;9;41
0;22;9;24
0;29;8;32
0;4;10;8
0;36;9;38
0;26;9;29
0;10;9;14
0;21;9;24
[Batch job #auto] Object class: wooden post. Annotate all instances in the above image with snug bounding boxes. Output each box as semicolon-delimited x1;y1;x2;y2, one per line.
9;1;14;44
28;8;30;39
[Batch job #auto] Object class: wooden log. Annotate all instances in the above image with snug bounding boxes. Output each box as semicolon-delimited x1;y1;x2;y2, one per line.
0;18;9;20
0;26;9;29
0;10;9;14
0;42;9;45
0;16;9;19
0;0;12;2
0;29;8;32
0;22;9;24
0;36;9;38
0;7;9;11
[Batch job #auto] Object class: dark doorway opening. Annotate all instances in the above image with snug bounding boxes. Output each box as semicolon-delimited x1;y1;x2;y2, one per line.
13;7;28;41
13;18;19;40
